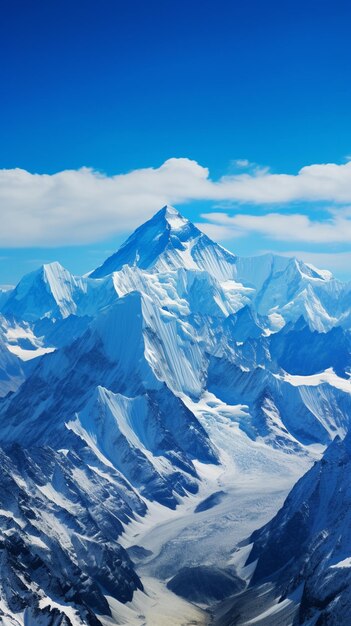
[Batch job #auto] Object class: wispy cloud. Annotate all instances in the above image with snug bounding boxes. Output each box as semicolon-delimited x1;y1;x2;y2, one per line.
199;210;351;243
2;157;351;246
230;158;252;168
194;222;244;241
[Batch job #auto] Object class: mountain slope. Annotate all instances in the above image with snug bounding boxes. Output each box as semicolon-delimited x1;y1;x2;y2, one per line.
0;322;24;396
0;442;145;626
0;291;217;504
240;434;351;625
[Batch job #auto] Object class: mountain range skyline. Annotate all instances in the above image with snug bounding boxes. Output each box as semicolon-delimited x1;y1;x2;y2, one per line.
2;196;351;287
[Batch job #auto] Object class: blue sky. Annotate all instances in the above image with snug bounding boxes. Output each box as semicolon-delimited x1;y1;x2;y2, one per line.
1;0;351;283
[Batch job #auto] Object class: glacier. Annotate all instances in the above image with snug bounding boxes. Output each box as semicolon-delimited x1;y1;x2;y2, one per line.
0;205;350;625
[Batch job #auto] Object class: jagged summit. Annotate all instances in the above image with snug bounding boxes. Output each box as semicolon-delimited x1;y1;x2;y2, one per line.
155;204;190;226
90;205;238;280
155;204;201;236
2;261;84;321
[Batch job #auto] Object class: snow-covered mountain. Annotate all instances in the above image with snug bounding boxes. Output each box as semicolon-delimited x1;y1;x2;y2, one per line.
90;205;239;281
0;206;351;624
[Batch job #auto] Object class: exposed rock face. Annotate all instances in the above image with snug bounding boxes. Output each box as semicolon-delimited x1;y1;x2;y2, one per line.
227;435;351;625
167;566;245;604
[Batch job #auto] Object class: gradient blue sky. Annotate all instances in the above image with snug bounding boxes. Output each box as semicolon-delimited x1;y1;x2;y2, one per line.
1;0;351;283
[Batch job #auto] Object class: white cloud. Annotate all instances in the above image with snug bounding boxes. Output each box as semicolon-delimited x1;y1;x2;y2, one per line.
231;158;251;168
2;157;351;246
200;210;351;244
0;159;210;246
194;222;244;241
213;161;351;203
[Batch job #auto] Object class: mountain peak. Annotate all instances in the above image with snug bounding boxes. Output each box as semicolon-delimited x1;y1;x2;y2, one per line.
144;204;197;235
2;261;83;322
90;205;237;279
42;260;66;275
154;205;189;229
156;204;181;217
